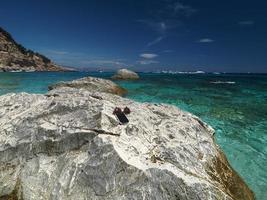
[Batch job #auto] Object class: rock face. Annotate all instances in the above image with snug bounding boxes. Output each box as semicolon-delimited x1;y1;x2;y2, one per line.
111;69;139;80
0;77;254;200
0;27;67;72
48;76;127;96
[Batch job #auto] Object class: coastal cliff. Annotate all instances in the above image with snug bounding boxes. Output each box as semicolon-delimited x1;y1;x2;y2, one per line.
0;77;254;199
0;27;66;72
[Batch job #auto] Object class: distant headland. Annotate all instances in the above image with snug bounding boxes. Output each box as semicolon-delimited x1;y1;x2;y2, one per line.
0;27;72;72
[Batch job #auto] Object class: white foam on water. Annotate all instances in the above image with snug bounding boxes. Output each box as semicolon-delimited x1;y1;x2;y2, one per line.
210;81;236;84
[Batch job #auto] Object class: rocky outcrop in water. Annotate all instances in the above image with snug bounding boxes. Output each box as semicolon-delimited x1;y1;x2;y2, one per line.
0;77;254;199
48;76;127;96
0;27;67;72
111;69;139;80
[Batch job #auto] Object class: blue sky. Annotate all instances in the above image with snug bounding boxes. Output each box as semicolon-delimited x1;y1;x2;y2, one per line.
0;0;267;72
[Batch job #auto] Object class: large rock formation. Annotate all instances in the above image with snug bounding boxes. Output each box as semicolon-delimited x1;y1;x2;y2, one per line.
0;27;67;72
0;77;254;199
111;69;140;80
48;76;127;96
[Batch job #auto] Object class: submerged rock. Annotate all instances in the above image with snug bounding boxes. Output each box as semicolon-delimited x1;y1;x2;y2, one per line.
111;68;139;80
48;76;127;96
0;77;254;200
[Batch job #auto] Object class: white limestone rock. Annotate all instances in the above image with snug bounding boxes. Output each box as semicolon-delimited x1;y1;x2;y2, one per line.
48;76;127;96
0;79;254;199
111;69;139;80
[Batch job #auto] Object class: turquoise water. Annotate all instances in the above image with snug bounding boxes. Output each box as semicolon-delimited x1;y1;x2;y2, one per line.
0;72;266;199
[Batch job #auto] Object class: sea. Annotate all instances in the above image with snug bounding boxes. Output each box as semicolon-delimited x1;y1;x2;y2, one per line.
0;71;266;199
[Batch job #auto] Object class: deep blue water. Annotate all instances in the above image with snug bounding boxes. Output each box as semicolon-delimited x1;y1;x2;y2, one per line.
0;72;266;199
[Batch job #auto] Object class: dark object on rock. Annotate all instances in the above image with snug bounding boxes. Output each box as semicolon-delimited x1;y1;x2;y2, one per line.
123;107;131;114
113;107;129;124
45;94;59;98
90;95;103;100
150;155;157;163
113;107;122;115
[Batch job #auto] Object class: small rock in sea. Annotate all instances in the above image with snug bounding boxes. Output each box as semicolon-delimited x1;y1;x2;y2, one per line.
111;68;140;80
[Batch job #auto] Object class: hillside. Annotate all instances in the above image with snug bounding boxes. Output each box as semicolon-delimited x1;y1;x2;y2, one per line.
0;27;67;72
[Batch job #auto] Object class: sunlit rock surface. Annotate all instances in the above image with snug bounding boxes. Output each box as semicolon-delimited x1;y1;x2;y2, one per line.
0;77;254;199
48;76;127;96
111;69;139;80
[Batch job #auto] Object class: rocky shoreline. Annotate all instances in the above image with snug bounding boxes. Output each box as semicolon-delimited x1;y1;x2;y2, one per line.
0;77;254;199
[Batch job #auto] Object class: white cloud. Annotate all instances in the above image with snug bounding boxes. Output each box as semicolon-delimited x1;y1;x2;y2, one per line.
37;49;130;69
162;49;174;53
137;60;159;65
136;20;169;34
37;49;88;67
46;50;69;55
198;38;214;43
147;36;164;47
239;20;254;25
159;22;167;31
81;59;129;67
140;53;158;59
136;1;195;49
173;2;197;17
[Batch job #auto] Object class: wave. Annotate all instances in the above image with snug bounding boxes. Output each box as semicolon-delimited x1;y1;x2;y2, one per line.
210;81;236;84
159;70;206;74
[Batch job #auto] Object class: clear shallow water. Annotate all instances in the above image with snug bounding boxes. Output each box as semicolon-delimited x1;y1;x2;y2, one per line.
0;72;267;199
